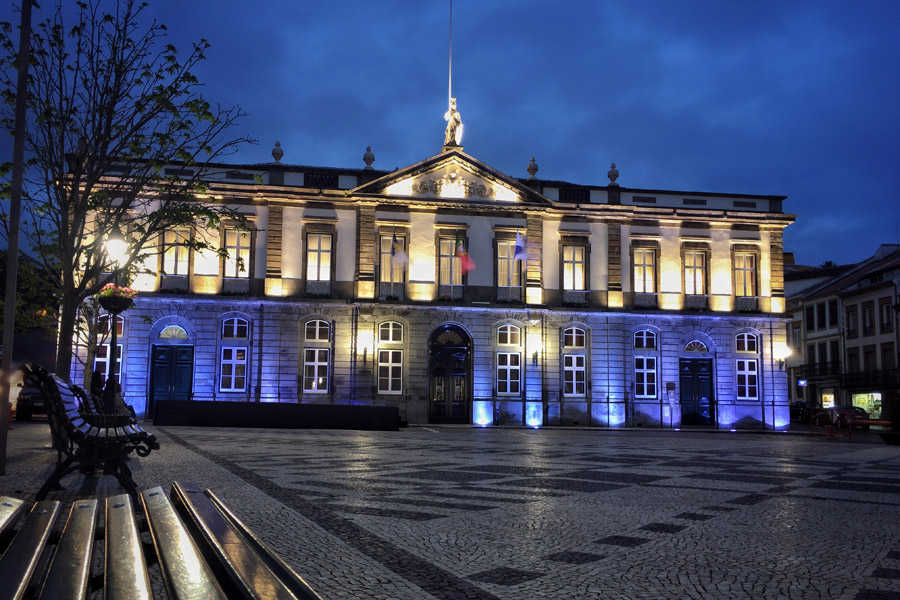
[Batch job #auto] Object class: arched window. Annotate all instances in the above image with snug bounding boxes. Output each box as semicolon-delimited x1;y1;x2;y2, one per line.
634;329;656;350
562;327;587;397
302;319;331;394
159;325;188;339
735;332;758;353
219;317;250;392
633;329;658;399
305;319;330;341
497;324;521;345
684;340;708;353
563;327;586;348
377;321;404;394
222;317;249;339
379;321;403;343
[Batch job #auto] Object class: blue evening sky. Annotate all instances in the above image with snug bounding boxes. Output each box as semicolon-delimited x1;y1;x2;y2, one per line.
4;1;899;266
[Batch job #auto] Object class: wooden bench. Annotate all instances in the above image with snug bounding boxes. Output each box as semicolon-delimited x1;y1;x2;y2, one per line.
20;364;159;501
0;482;322;599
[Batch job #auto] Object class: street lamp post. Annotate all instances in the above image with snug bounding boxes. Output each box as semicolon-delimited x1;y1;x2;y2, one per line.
101;227;129;414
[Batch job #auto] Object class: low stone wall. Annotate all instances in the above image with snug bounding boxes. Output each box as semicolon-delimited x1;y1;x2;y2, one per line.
153;400;400;431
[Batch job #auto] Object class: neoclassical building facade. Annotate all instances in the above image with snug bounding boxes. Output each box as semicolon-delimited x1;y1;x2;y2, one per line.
75;142;795;429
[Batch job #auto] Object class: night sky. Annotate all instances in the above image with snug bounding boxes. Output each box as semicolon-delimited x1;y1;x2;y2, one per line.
4;1;899;266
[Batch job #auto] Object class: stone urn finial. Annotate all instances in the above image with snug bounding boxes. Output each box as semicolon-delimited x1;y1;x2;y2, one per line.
363;145;375;170
527;157;538;180
607;162;619;186
272;141;284;163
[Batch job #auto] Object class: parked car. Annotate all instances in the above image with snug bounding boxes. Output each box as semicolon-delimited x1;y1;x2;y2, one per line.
811;405;870;429
832;406;870;429
14;384;45;421
790;401;814;423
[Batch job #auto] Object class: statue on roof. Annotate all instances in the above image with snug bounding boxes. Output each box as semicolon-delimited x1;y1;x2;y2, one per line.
444;97;463;147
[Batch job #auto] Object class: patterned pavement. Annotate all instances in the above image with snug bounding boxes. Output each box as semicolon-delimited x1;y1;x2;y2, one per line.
3;421;900;599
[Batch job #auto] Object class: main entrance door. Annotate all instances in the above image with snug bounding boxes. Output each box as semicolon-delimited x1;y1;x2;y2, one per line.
429;325;471;424
680;358;714;426
149;345;193;418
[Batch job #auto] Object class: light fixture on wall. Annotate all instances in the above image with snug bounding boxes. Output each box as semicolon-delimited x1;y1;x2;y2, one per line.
774;344;792;371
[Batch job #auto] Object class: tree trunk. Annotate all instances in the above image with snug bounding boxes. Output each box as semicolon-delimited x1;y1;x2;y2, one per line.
54;295;77;380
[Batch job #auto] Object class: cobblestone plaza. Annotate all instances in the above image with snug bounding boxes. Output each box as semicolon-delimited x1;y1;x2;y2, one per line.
3;423;900;599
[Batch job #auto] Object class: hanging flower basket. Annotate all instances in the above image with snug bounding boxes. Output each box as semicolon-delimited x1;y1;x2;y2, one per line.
97;284;137;313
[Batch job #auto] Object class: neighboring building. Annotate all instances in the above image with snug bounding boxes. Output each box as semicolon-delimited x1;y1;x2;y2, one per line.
786;245;900;418
72;136;795;429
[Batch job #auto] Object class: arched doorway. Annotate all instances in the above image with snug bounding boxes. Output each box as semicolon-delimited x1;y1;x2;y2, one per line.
429;324;472;424
680;339;715;426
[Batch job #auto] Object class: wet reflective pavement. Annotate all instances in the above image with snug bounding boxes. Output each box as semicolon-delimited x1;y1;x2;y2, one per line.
3;422;900;599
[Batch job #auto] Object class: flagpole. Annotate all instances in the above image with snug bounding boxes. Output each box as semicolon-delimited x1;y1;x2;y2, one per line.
448;0;453;111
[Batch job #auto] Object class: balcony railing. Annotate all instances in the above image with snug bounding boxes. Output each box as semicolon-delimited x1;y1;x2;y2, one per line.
796;361;842;378
841;369;900;390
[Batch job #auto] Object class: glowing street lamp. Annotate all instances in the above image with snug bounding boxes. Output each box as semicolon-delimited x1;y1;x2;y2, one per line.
99;226;131;413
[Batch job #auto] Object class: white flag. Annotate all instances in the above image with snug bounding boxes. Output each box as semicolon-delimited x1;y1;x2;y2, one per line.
514;232;527;261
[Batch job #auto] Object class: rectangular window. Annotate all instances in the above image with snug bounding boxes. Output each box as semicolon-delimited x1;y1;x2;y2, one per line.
439;238;462;286
94;344;123;384
847;348;860;373
306;233;332;281
634;356;657;398
497;352;521;395
224;229;250;278
220;347;247;391
734;253;757;297
379;236;405;284
880;299;894;333
563;354;586;396
684;251;706;295
846;308;858;338
303;348;329;393
378;349;403;393
864;346;877;371
633;248;656;294
163;228;190;276
882;343;895;370
563;245;585;291
863;304;875;336
790;323;801;349
816;303;826;330
828;299;839;328
805;306;815;332
497;240;521;288
736;359;758;400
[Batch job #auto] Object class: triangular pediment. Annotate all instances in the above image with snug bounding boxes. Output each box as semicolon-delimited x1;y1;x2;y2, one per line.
351;149;552;205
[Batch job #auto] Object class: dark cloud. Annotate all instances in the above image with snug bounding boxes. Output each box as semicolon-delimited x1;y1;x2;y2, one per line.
3;0;898;265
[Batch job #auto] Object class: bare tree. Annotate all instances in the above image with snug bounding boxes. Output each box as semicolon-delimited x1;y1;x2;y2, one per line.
0;0;255;378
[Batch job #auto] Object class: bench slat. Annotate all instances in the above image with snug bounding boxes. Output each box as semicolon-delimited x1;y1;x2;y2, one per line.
0;497;26;539
173;481;322;600
40;499;98;600
141;486;224;600
104;494;152;600
0;500;62;600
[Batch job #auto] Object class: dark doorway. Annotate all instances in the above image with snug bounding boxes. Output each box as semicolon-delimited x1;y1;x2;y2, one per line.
428;325;472;424
680;358;714;426
149;345;193;418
